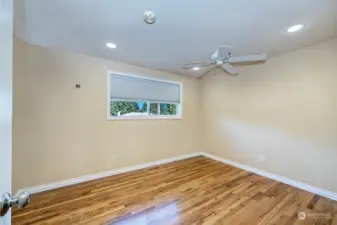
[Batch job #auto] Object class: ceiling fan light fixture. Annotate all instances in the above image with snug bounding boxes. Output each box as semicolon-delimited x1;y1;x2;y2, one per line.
182;47;267;78
287;24;303;33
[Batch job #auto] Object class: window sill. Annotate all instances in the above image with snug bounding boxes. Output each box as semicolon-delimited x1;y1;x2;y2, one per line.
108;115;182;120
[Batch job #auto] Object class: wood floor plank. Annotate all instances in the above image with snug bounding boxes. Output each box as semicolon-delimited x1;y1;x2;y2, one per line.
12;156;337;225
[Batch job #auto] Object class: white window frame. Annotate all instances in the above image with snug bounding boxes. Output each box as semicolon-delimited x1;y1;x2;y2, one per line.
107;71;183;120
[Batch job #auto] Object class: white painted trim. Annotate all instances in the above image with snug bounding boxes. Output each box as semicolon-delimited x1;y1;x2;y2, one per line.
106;71;183;121
16;153;201;196
107;71;183;86
200;152;337;201
109;115;182;120
17;152;337;202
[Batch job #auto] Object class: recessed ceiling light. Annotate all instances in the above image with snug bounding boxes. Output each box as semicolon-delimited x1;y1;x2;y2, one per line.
106;42;117;49
192;67;200;71
287;24;303;33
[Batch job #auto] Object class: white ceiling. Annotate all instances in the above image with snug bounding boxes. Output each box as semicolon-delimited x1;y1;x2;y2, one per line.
14;0;337;77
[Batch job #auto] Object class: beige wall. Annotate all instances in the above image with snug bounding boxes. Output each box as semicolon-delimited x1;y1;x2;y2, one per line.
201;38;337;192
13;36;337;194
13;38;201;192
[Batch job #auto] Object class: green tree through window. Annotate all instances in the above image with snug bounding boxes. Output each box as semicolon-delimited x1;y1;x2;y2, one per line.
110;101;147;116
160;103;176;115
110;101;177;116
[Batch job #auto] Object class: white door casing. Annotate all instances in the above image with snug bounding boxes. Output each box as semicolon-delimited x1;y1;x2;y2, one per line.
0;0;13;224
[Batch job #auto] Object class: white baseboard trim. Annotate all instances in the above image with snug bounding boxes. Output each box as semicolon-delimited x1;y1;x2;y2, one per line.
16;152;202;196
17;151;337;202
201;152;337;201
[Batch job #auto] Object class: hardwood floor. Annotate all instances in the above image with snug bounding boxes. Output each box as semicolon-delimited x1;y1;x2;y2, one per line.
12;156;337;225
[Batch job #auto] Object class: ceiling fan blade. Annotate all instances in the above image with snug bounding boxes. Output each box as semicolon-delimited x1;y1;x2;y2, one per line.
196;66;215;79
222;63;239;76
228;53;267;64
211;49;219;60
182;61;214;69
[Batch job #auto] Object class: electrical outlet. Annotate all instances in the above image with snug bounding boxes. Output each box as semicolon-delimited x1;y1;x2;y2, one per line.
259;155;265;162
111;155;116;161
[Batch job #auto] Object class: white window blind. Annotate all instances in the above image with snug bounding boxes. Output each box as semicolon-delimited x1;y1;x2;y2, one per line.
109;74;181;103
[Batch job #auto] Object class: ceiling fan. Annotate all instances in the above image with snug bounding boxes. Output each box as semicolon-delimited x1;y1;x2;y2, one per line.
182;47;267;78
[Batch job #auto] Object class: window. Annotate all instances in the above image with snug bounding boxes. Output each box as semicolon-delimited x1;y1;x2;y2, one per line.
108;73;182;119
